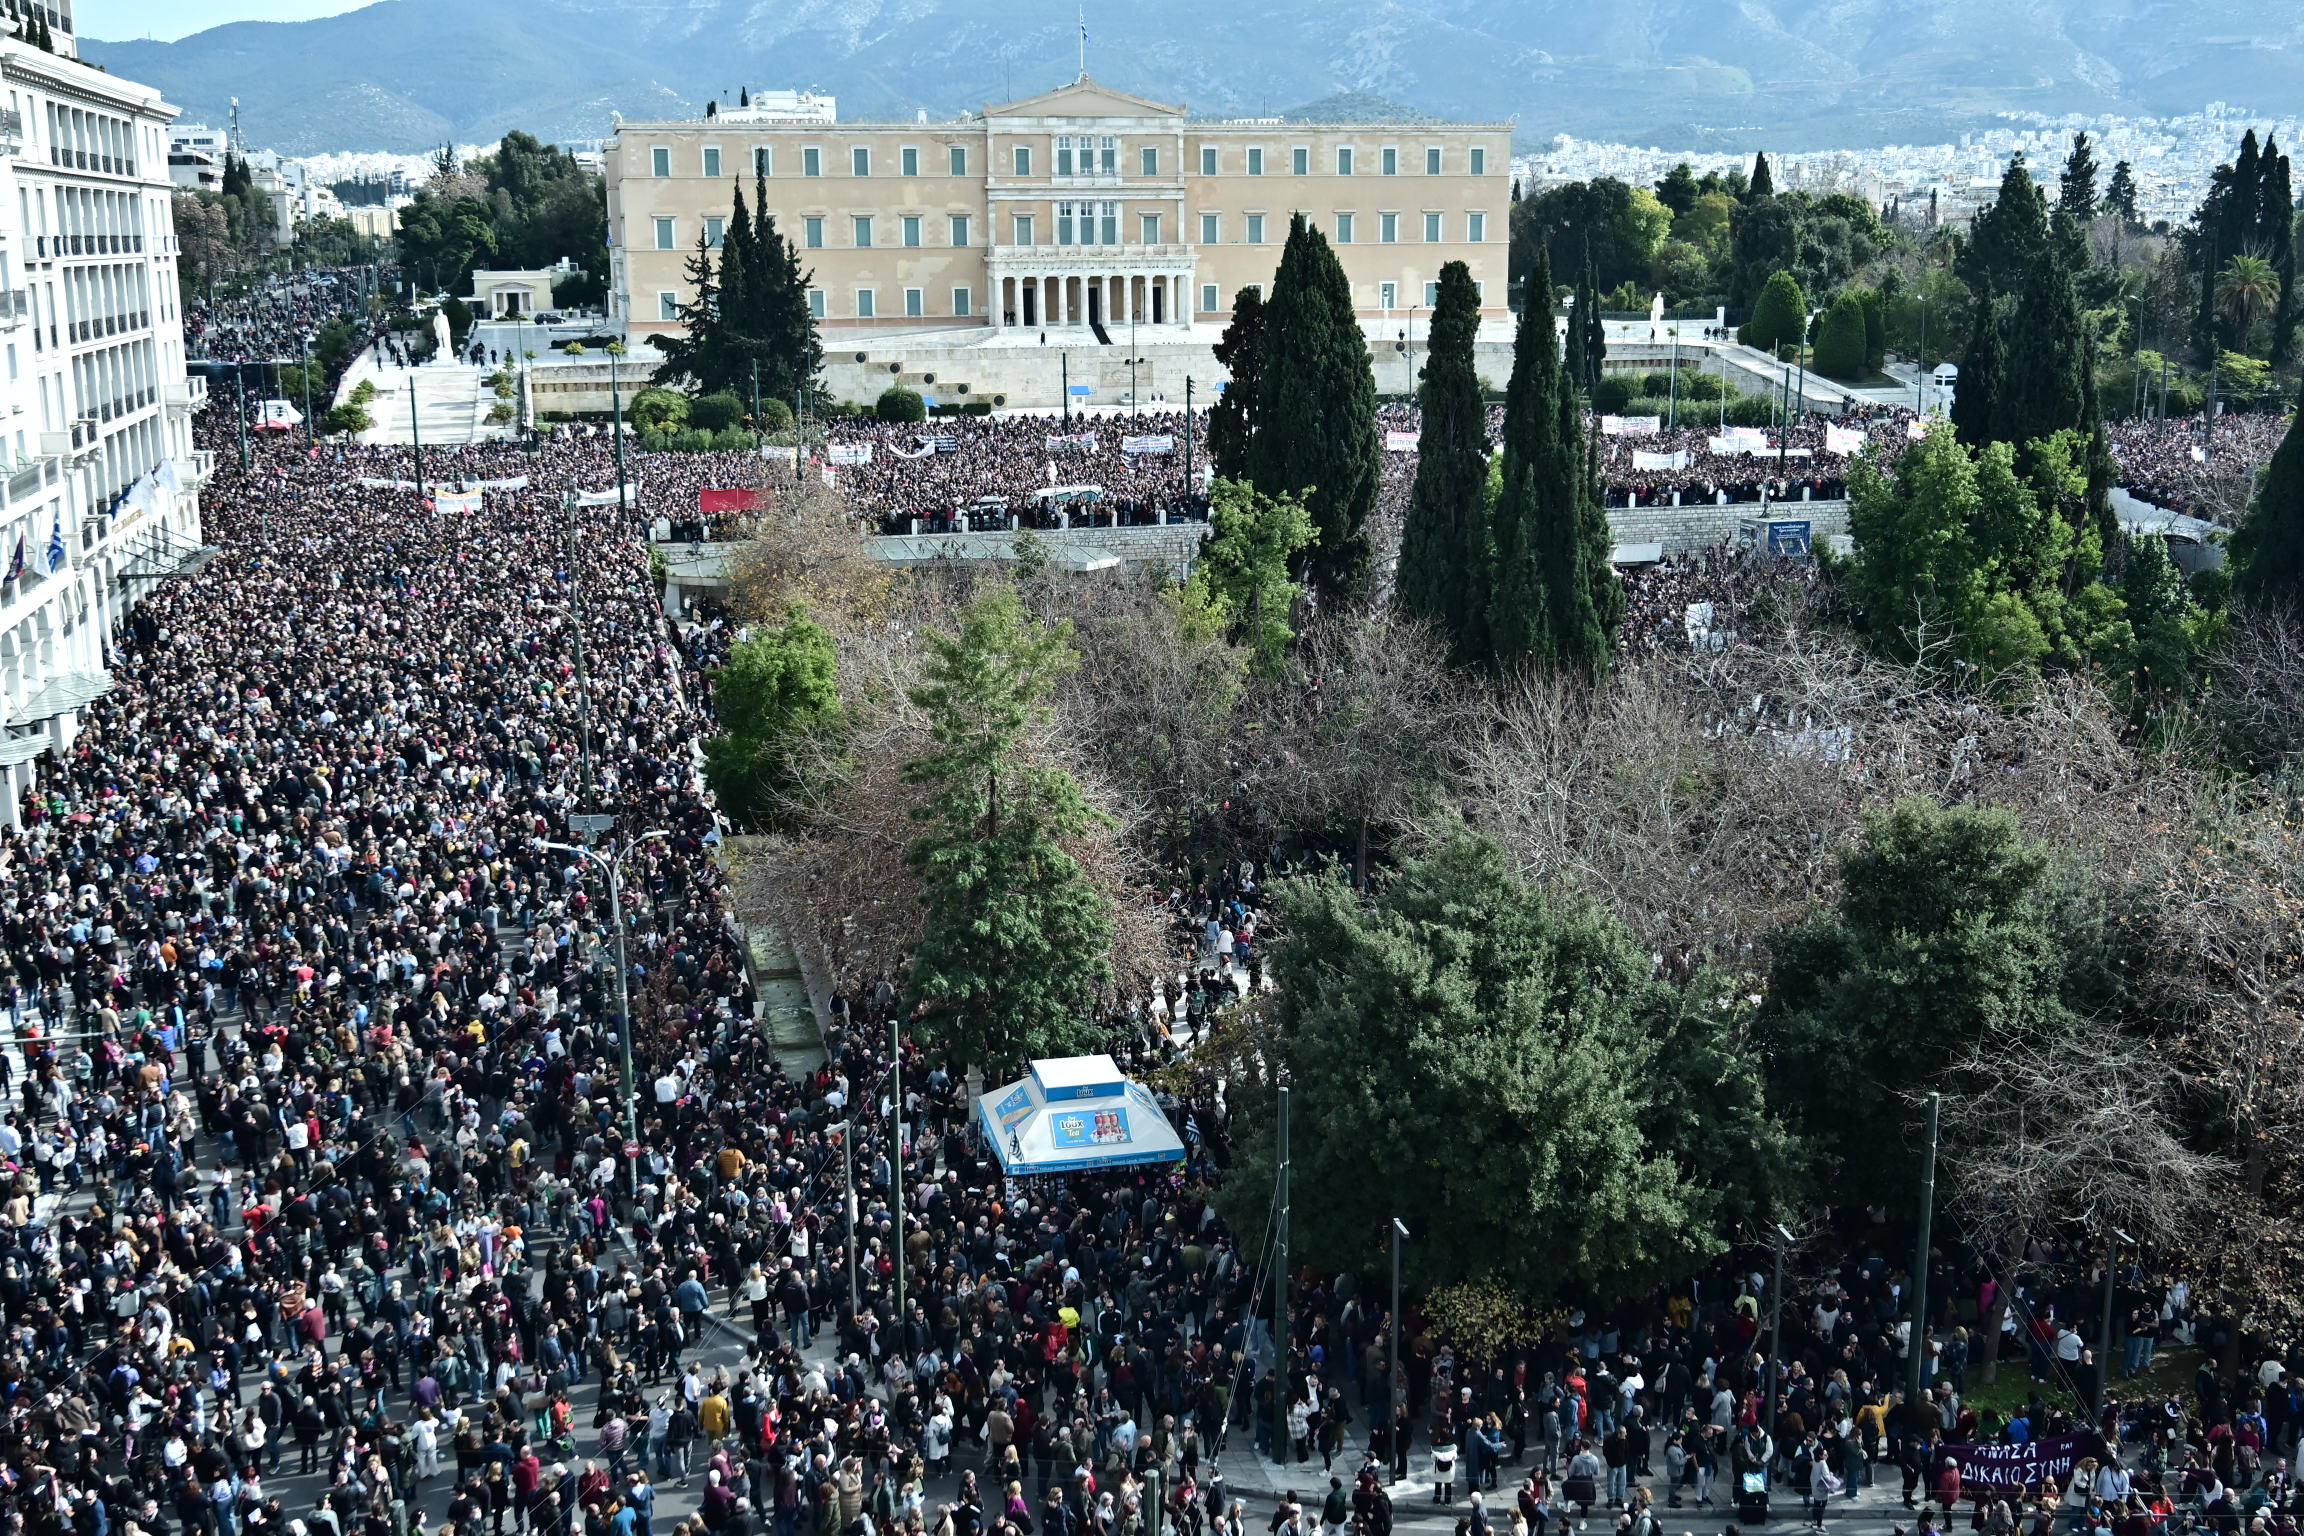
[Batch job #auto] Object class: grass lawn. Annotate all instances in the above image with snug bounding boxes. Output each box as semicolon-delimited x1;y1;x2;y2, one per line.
1957;1345;2199;1428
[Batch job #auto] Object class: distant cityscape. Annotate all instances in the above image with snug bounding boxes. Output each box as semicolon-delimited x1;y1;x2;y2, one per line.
1518;104;2304;227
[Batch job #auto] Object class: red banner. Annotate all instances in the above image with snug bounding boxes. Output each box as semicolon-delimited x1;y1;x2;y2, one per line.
699;488;757;513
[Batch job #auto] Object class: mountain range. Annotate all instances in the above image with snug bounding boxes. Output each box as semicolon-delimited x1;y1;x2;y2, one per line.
82;0;2304;157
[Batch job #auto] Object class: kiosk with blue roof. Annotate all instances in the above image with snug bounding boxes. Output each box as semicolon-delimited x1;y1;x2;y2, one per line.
975;1054;1188;1178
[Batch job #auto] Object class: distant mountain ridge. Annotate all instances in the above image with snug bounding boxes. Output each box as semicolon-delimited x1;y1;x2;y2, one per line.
83;0;2304;157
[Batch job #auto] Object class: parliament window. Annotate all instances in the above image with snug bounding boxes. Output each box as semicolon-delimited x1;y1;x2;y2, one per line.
702;147;721;177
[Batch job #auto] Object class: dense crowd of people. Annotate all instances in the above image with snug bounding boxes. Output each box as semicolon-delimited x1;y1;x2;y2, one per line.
812;400;2292;532
8;266;2304;1536
184;270;386;367
2104;414;2290;521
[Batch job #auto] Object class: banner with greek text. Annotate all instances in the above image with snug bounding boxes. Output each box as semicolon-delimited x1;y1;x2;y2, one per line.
431;491;484;515
1383;430;1422;452
1601;415;1661;437
1121;435;1174;455
1936;1434;2091;1492
1824;425;1866;455
1631;449;1688;471
827;443;873;465
575;484;639;505
1046;432;1098;453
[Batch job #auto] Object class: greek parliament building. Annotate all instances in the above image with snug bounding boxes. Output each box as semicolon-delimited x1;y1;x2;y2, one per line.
604;76;1510;354
0;12;211;827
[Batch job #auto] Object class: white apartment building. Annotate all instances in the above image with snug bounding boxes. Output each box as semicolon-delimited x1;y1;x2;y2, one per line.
0;26;210;825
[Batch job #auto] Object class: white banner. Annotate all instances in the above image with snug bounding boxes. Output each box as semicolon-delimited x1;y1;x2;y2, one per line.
1046;432;1098;453
885;441;936;460
827;443;873;465
431;491;484;514
1824;425;1866;455
1726;426;1768;450
1631;449;1688;471
1908;419;1933;440
760;446;800;463
1383;430;1422;452
1121;434;1174;455
1708;435;1756;456
575;483;639;505
1601;415;1661;437
2188;444;2206;462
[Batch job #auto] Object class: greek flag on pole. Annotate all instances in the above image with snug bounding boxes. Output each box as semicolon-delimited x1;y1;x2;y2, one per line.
44;512;64;574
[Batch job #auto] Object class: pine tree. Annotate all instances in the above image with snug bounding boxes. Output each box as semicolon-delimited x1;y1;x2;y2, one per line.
1395;260;1492;665
1246;215;1380;599
1208;286;1266;483
739;86;750;107
2232;379;2304;610
1748;152;1774;200
2058;132;2100;221
1997;246;2085;449
1951;300;2002;450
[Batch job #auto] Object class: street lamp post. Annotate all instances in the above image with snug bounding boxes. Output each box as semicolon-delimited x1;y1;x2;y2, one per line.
840;1118;861;1317
1388;1218;1408;1483
1765;1223;1795;1451
1916;297;1928;415
541;830;670;1176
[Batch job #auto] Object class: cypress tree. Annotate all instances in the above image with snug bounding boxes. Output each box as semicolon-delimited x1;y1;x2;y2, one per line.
1395;260;1491;664
1561;280;1585;394
2058;132;2100;220
1208;286;1266;483
1536;330;1621;678
716;184;756;393
2265;139;2297;368
1951;300;2003;450
1998;248;2085;447
1960;156;2050;300
2081;348;2119;575
654;229;724;392
750;185;823;405
2232;379;2304;610
1488;250;1557;669
1578;259;1607;396
1748;152;1774;200
2106;162;2139;228
1247;215;1380;599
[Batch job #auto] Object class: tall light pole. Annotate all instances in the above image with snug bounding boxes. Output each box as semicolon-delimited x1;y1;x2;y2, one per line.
1916;296;1928;415
890;1014;906;1343
1906;1091;1942;1420
607;342;630;516
541;830;670;1171
1765;1222;1794;1450
1389;1219;1408;1483
839;1118;860;1318
2098;1229;2132;1414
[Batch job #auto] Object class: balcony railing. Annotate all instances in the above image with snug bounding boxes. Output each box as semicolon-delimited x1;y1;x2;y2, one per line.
186;449;215;484
33;233;144;258
0;290;27;329
165;375;208;413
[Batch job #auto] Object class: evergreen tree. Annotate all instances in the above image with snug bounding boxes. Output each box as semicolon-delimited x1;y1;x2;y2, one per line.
653;229;725;394
2105;161;2140;228
1561;278;1586;394
1997;247;2085;448
1489;251;1619;677
1951;299;2003;449
2264;138;2298;368
1577;259;1607;396
1960;155;2050;300
1811;291;1869;380
1246;216;1380;599
1741;270;1807;354
751;187;823;407
2232;380;2304;610
1396;260;1492;664
2058;131;2100;221
1488;251;1557;669
902;587;1114;1074
2082;344;2119;569
714;184;755;393
1207;286;1266;484
1748;151;1774;200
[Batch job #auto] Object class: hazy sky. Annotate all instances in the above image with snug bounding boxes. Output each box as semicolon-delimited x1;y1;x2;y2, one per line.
79;0;372;42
